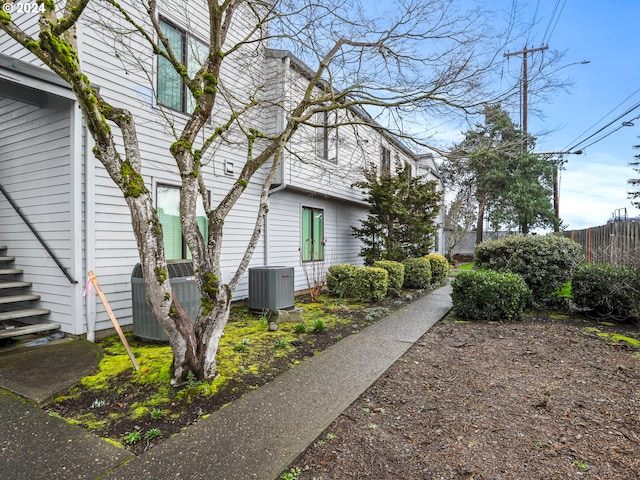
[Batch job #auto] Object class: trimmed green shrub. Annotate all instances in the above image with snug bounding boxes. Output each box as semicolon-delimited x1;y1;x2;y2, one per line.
451;270;531;321
373;260;405;291
572;263;638;320
425;253;450;285
326;264;358;298
474;235;583;303
402;257;432;289
353;267;389;303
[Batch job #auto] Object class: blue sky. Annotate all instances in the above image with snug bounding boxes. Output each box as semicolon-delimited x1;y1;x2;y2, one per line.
431;1;640;231
523;0;640;230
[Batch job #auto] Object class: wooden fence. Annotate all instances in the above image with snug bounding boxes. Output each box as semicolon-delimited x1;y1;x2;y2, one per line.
563;221;640;266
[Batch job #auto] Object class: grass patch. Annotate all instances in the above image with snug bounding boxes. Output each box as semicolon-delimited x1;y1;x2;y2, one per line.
456;263;474;271
584;327;640;348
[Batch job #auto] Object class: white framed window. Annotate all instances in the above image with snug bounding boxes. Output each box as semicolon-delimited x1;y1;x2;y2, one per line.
157;18;208;114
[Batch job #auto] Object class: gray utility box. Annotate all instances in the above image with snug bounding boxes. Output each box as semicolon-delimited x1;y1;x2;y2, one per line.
131;261;199;342
248;266;295;311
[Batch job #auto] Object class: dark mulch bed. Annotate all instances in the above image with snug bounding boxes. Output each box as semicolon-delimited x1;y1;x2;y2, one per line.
287;315;640;479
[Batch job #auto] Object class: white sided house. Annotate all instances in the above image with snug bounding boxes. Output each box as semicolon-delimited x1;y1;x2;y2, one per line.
0;5;443;341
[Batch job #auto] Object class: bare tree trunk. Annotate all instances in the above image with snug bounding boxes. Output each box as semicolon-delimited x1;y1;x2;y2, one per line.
475;199;485;245
194;286;232;380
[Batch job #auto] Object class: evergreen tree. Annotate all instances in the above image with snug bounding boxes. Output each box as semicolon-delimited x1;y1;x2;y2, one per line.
488;151;558;233
442;104;557;241
628;143;640;208
353;162;442;264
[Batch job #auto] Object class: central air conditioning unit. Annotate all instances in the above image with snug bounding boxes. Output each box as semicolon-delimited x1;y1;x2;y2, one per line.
248;266;295;311
131;260;199;342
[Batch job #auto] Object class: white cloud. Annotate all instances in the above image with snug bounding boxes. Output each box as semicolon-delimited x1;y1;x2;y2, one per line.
559;160;640;230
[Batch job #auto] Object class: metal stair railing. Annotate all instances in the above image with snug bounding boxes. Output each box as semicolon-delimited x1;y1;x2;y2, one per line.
0;183;77;284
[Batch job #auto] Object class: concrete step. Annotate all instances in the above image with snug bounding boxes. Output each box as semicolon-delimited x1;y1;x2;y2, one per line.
0;322;60;340
0;269;22;275
0;281;32;290
0;294;40;304
0;308;50;322
0;256;15;262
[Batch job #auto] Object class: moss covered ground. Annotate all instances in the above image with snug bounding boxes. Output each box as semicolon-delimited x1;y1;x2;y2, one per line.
45;291;418;454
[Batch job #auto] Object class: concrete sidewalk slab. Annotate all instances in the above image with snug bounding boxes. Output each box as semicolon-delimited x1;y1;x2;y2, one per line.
0;339;103;405
0;390;134;480
105;284;452;480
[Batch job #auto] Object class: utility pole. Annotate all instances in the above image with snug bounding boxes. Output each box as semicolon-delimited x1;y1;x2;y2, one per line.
504;45;549;134
535;150;583;231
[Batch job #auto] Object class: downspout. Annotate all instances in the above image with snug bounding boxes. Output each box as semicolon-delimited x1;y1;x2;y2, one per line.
264;55;290;266
69;98;84;335
84;121;96;342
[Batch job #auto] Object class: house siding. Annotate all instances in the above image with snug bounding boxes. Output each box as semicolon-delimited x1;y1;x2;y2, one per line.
71;6;271;330
0;4;444;337
265;190;366;293
0;94;76;331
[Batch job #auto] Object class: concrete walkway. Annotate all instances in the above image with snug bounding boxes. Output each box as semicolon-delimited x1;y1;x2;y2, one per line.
0;284;452;480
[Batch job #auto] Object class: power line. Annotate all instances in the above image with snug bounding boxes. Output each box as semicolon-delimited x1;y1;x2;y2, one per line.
575;113;640;151
566;100;640;152
526;0;542;47
542;0;567;45
563;86;640;151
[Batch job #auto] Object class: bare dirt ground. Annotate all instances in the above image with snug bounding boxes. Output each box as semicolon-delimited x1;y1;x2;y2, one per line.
288;316;640;479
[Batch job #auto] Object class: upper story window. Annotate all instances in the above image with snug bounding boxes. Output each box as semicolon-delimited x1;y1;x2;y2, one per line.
380;146;391;176
157;18;208;114
316;111;329;161
315;111;338;163
157;185;209;260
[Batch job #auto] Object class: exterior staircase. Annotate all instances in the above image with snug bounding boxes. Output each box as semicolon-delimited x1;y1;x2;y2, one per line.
0;245;60;341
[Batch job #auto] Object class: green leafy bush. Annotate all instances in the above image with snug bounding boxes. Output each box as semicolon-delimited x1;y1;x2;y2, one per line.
572;263;638;320
425;253;450;285
474;235;582;303
353;266;389;303
402;257;432;289
451;270;531;321
326;264;358;298
373;260;405;291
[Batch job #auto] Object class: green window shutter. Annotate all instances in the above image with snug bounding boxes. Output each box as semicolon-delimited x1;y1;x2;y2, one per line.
313;209;324;260
159;185;209;260
302;207;312;262
157;186;182;260
158;210;182;260
302;207;324;261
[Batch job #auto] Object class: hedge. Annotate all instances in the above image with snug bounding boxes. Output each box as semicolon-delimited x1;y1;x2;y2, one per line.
326;264;358;298
474;234;582;303
353;266;389;303
373;260;405;291
451;269;531;321
402;257;432;289
425;253;450;285
572;263;638;320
